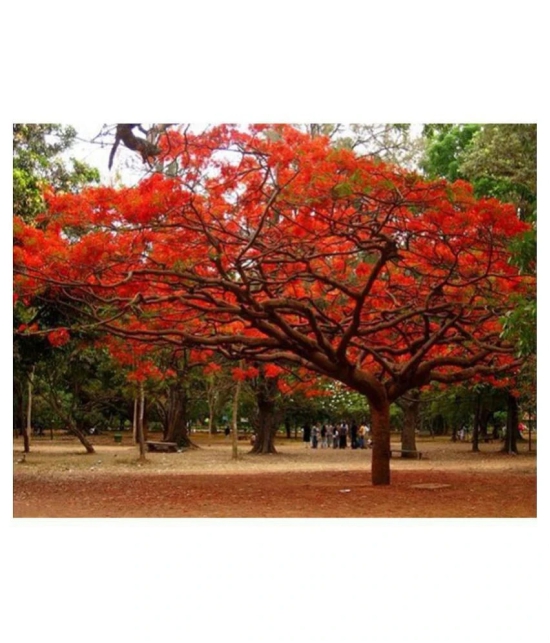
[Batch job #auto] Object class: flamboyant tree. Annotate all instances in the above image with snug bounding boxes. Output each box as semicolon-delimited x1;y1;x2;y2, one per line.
14;124;533;485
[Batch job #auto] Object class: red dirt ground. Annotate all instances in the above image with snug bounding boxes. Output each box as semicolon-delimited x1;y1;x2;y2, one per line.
13;468;536;518
13;434;536;518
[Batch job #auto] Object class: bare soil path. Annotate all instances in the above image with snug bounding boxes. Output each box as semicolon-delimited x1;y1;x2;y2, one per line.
13;434;536;518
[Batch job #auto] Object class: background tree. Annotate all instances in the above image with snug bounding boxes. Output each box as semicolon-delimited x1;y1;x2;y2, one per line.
460;124;536;358
396;390;421;455
459;124;536;220
201;359;235;442
13;124;100;222
420;123;537;451
421;124;480;182
13;125;100;451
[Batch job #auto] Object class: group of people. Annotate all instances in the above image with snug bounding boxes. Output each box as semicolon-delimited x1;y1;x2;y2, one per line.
303;422;372;449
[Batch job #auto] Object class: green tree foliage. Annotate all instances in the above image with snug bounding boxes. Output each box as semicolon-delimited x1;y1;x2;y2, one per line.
461;125;536;357
460;124;536;220
421;124;536;445
35;343;131;432
421;124;536;357
421;124;481;182
13;124;100;222
13;125;101;440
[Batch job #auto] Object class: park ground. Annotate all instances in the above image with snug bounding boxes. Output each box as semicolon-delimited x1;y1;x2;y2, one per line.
13;432;536;518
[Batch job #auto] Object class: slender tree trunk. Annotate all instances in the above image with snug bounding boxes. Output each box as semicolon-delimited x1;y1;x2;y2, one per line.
132;394;138;443
502;391;519;455
401;391;419;456
479;408;491;440
14;379;24;438
206;379;218;440
43;383;95;453
370;401;391;486
23;366;35;453
208;407;215;445
137;381;146;460
69;421;96;453
471;394;481;452
231;374;242;460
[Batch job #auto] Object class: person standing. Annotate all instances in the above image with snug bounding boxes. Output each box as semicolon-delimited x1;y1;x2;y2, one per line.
350;422;358;449
339;423;347;449
311;425;319;449
358;423;366;449
326;425;331;448
332;424;339;449
303;423;312;447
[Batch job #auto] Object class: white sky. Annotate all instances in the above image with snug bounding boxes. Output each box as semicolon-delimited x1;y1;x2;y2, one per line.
67;122;426;187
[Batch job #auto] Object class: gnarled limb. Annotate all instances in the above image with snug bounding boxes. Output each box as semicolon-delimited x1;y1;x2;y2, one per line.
108;124;162;170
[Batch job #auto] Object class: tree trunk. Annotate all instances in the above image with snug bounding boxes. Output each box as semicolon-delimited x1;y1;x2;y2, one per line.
401;391;419;456
206;378;219;438
502;391;519;455
207;407;215;445
14;379;25;438
250;376;279;454
250;397;278;453
44;384;95;453
23;366;35;453
69;421;96;453
370;401;391;486
471;394;481;453
137;381;146;461
231;375;241;460
132;394;138;443
479;408;491;440
164;384;195;448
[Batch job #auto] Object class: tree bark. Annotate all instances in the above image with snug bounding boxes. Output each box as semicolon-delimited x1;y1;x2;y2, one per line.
250;397;278;454
137;381;147;460
250;376;279;454
44;382;95;453
132;394;138;443
231;375;241;460
400;391;420;456
451;425;458;442
206;378;220;440
164;384;195;448
207;406;215;445
285;419;291;439
479;407;491;440
370;401;391;485
502;391;519;454
23;366;35;453
471;394;481;452
14;379;25;438
71;421;96;453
